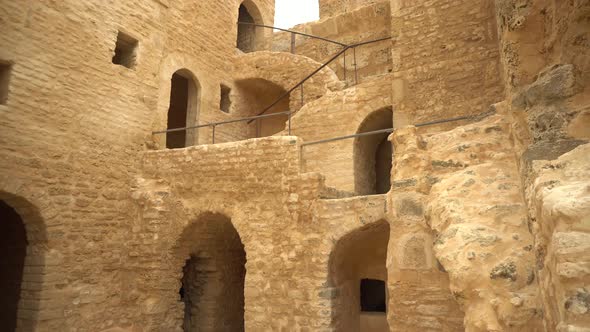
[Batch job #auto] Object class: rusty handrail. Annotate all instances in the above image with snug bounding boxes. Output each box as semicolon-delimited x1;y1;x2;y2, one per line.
152;37;392;139
152;110;293;144
300;110;496;147
238;22;347;47
246;36;392;124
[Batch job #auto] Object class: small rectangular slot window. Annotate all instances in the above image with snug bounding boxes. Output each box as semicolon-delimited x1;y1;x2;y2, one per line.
360;279;386;312
220;84;231;113
112;31;138;69
0;62;12;105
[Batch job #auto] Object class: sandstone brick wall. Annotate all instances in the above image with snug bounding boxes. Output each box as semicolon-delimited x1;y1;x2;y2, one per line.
0;0;276;329
391;0;504;126
130;136;393;331
292;76;392;193
130;137;328;330
1;0;587;330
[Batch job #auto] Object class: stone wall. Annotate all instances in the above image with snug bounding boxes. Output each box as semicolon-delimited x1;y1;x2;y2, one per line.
0;0;276;330
131;136;393;330
291;75;392;193
390;0;504;126
387;113;544;331
494;1;590;330
1;0;588;330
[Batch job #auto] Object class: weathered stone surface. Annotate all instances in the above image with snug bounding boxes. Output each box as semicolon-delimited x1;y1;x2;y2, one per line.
0;0;588;331
513;64;580;108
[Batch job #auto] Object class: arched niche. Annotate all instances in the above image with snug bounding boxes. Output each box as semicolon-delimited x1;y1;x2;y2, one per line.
354;107;394;195
166;69;200;149
237;1;264;53
174;213;246;331
328;220;391;332
0;192;47;331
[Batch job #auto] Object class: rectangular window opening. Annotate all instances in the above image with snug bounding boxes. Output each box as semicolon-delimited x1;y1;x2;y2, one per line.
112;31;138;69
360;279;386;313
220;84;231;113
0;62;12;105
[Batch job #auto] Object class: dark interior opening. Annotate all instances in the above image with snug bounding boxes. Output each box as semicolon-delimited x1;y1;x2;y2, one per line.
354;107;394;195
360;279;386;313
375;137;392;194
112;31;138;69
220;84;231;113
179;214;246;331
0;200;27;330
0;62;12;105
237;4;256;52
166;73;189;149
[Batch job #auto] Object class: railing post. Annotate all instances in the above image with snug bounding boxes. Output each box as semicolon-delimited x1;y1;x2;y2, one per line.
211;124;216;144
290;32;296;54
256;118;260;138
353;46;358;85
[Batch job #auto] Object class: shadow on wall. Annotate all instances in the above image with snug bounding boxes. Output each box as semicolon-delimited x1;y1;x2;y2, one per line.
234;78;290;138
354;107;393;196
329;220;391;332
175;213;246;332
0;193;47;331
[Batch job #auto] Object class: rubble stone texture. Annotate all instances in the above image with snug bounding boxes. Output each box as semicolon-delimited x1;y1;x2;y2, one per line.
0;0;588;331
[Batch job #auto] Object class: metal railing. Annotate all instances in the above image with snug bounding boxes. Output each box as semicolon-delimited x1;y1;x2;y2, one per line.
300;110;497;148
238;22;347;51
153;30;392;140
246;36;392;123
152;111;293;144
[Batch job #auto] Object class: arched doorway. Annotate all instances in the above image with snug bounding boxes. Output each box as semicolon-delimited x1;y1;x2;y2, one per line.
354;107;393;195
0;200;27;331
237;1;262;53
329;220;390;331
176;213;246;331
234;78;290;138
166;69;200;149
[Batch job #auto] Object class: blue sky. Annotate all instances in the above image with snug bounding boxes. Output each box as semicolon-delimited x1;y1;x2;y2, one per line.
274;0;320;29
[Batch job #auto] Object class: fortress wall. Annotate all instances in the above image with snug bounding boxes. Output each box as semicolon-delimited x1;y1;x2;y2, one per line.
390;0;504;126
0;0;274;329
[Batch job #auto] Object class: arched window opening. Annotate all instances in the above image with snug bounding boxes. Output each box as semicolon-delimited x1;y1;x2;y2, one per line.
234;78;289;139
177;213;246;331
0;200;27;330
354;107;393;195
329;220;390;332
166;70;199;149
237;2;261;53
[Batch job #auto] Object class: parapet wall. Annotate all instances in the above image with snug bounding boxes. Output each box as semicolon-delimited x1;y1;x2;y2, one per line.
319;0;384;19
